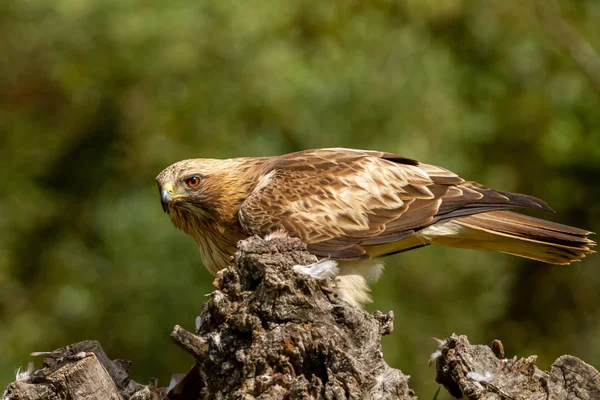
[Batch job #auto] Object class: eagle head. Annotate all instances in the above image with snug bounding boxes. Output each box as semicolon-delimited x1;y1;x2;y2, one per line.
155;157;268;273
155;159;228;233
156;157;267;232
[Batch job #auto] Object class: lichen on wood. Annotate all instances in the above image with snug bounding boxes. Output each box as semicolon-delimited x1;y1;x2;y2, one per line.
169;235;415;399
434;334;600;399
4;236;599;400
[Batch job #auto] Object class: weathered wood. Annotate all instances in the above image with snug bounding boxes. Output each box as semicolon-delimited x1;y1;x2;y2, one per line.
434;334;600;399
2;341;161;400
3;236;599;399
3;354;120;400
168;235;415;399
170;325;210;361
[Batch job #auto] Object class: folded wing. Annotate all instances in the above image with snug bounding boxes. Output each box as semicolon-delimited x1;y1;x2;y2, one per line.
237;148;594;264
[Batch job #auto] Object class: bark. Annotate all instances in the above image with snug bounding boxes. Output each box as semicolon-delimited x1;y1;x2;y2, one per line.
3;236;599;399
168;235;413;399
434;334;600;399
1;340;162;400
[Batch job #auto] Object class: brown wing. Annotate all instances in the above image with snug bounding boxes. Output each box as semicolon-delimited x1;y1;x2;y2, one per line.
237;148;551;260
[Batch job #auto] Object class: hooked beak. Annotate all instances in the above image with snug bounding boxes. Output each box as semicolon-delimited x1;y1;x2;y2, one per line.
161;189;174;212
159;182;185;213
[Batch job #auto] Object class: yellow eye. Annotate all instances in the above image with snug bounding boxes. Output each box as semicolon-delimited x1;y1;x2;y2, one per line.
186;176;201;188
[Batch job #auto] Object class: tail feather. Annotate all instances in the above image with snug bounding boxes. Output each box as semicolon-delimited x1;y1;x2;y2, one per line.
419;211;595;265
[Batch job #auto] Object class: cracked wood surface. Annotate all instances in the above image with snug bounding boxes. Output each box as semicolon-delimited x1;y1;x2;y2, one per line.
3;236;599;399
435;334;600;399
169;235;415;399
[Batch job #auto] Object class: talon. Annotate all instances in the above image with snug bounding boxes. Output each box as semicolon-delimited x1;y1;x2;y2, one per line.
319;285;336;294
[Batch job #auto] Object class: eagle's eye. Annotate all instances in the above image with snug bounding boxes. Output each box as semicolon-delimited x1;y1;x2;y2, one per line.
185;176;201;188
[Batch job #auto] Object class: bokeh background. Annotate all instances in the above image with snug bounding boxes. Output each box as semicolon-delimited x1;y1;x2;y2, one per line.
2;0;599;398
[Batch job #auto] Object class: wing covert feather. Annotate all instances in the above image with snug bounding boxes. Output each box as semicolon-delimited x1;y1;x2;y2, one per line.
238;154;431;246
237;149;552;260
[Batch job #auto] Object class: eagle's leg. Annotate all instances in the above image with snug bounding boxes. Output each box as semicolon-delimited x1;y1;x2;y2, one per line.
293;258;385;308
335;260;385;308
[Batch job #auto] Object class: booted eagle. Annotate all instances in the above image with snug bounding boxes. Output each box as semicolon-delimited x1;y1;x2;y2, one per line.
156;148;595;306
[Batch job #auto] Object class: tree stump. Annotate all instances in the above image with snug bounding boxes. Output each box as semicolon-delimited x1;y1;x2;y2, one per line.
3;236;599;399
168;235;414;399
1;340;159;400
434;334;600;399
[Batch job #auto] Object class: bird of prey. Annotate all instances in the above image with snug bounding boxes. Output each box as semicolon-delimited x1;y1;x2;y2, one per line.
156;148;595;306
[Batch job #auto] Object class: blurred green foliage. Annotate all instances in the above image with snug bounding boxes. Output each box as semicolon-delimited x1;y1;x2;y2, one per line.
1;0;599;398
